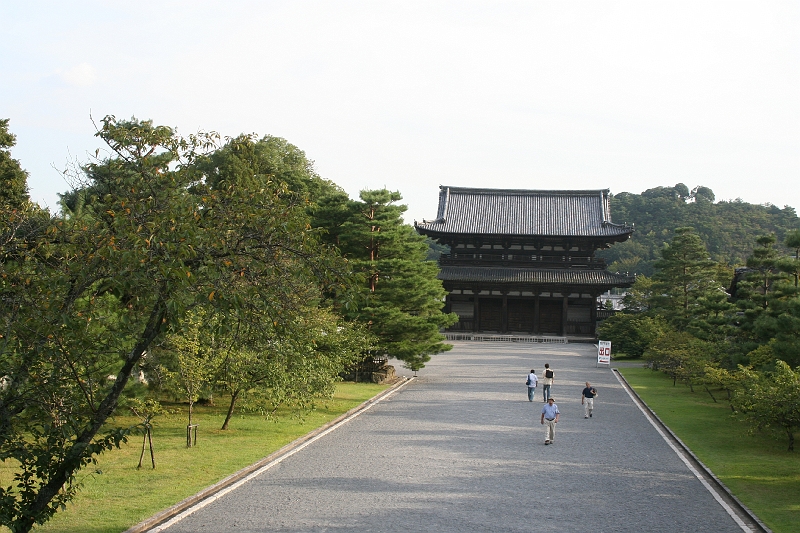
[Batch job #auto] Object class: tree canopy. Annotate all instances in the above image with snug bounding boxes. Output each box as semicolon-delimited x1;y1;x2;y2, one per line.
600;183;800;276
599;226;800;450
313;188;457;370
0;117;353;532
649;227;734;339
0;119;30;209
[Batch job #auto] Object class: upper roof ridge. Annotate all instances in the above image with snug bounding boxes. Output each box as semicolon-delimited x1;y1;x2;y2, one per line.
439;185;610;196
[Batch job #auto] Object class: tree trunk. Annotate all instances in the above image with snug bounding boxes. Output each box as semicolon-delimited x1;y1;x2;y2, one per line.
704;386;716;402
221;389;240;430
148;427;156;468
137;432;147;469
19;296;167;533
187;400;194;448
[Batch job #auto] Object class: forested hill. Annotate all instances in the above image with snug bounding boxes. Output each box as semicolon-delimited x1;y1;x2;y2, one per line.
597;183;800;276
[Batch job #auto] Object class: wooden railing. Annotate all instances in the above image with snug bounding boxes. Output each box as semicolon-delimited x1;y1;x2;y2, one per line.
448;319;474;331
596;309;616;320
439;253;607;269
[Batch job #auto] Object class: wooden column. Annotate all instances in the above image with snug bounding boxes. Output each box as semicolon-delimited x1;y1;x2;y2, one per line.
473;296;480;332
590;294;598;336
501;294;508;333
561;295;569;337
533;294;540;335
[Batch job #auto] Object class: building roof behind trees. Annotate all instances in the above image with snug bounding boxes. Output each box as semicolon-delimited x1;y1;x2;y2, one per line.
415;186;633;239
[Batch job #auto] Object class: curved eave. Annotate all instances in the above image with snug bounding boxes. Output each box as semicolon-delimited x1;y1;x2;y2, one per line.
416;224;634;243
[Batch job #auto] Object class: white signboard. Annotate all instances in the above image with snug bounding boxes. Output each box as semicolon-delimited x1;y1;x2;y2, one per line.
597;340;611;365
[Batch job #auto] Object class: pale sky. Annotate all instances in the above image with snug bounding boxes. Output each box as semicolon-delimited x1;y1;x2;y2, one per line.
2;1;798;224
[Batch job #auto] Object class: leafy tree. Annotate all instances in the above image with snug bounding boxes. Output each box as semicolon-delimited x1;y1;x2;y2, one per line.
193;133;340;206
620;275;655;313
644;329;717;389
156;310;220;438
315;189;457;369
596;313;667;358
424;237;449;262
702;365;744;407
0;119;29;209
213;307;368;430
691;185;715;203
128;398;165;469
606;238;652;276
733;361;800;451
745;340;779;370
181;134;368;426
673;183;691;200
600;185;800;276
0;117;347;532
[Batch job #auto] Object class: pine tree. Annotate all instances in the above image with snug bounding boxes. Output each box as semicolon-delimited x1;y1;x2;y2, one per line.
735;234;800;367
651;227;733;336
780;230;800;287
744;235;786;308
0;119;30;208
316;189;457;370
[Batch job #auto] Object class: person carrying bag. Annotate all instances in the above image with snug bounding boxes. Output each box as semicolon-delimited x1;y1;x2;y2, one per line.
526;369;538;402
541;363;554;401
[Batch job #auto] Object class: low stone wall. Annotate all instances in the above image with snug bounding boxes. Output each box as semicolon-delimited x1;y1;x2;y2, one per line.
341;364;396;384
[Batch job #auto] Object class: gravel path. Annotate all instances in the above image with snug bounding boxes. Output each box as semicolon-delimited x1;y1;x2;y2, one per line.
158;341;745;532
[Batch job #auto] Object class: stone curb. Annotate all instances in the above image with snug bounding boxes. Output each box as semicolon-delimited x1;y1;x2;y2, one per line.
124;376;414;533
613;369;772;533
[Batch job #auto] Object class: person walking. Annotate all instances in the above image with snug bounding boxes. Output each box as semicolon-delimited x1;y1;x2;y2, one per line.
526;369;538;402
541;363;555;401
582;382;597;418
540;397;560;445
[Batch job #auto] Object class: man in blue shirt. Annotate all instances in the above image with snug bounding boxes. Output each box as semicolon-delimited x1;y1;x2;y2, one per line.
540;397;560;445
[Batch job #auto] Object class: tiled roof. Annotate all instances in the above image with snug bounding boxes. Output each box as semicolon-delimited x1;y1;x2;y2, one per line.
438;266;635;287
415;186;633;238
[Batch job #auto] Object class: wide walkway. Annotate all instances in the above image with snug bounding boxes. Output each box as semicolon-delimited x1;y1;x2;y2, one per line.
157;342;745;532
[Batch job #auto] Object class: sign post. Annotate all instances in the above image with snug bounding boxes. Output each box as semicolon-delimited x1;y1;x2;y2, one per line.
597;340;611;367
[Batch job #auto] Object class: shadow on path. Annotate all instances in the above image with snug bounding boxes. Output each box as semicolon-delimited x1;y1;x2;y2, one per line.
153;342;746;533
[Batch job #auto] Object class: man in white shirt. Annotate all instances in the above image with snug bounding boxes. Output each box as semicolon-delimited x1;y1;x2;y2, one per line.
526;369;538;402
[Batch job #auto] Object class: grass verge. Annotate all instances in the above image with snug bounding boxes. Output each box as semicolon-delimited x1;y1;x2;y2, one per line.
2;382;388;533
619;367;800;533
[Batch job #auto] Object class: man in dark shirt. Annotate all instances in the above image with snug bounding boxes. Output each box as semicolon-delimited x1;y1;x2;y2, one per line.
581;382;597;418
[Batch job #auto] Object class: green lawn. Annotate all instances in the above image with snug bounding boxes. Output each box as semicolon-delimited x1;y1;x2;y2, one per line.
619;367;800;532
1;382;388;533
